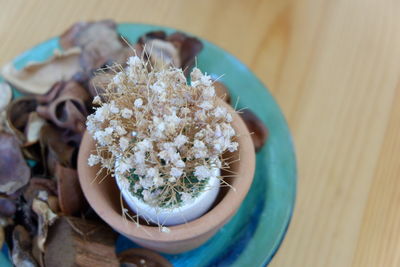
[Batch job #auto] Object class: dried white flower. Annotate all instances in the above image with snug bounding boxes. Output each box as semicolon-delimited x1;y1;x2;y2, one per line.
146;167;158;179
86;56;239;208
119;137;130;151
110;105;119;114
128;56;141;67
153;177;164;187
134;98;143;108
200;101;213;110
194;165;211;180
121;108;133;119
170;167;183;178
88;154;101;166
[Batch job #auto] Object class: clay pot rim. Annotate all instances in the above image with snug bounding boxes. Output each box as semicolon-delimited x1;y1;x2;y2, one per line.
77;100;255;242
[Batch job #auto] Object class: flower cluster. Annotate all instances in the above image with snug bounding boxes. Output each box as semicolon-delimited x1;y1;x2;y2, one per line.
87;56;238;207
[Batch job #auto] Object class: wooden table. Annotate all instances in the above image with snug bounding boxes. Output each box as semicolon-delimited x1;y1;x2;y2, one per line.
1;0;399;266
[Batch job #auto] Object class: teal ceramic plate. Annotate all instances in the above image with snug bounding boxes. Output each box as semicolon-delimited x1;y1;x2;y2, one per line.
0;23;296;267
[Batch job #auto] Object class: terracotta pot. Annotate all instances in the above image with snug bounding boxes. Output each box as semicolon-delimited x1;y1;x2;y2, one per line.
77;101;256;254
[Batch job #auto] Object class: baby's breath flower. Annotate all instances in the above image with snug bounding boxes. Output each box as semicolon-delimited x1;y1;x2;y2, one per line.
142;190;151;201
194;165;212;180
226;113;233;122
105;127;114;135
174;134;188;148
140;178;153;189
128;56;141;67
110;105;119;114
175;160;185;168
146;167;158;179
170;167;183;178
121;108;133;119
88;154;101;166
153;177;164;187
134;98;143;108
119;137;130;151
228;142;239;152
214;106;227;118
115;126;127;136
86;56;239;207
93;105;109;122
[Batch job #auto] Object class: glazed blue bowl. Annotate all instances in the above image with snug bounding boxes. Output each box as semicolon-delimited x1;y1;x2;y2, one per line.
0;23;296;267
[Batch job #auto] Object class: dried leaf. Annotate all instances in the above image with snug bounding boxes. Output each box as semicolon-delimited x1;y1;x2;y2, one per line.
23;178;57;206
0;132;30;194
12;225;38;267
60;20;127;73
144;39;181;69
138;31;203;74
25;112;46;144
39;124;78;170
1;48;82;95
0;196;16;217
60;20;118;50
6;97;38;143
32;198;58;252
240;109;268;152
55;163;85;215
0;82;12;112
0;110;8;132
31;235;45;267
44;217;118;267
88;71;114;97
36;81;90;134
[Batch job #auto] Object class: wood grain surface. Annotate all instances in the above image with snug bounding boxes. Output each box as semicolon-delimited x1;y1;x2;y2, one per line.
1;0;399;266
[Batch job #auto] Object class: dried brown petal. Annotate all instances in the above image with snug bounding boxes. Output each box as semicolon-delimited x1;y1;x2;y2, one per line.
55;163;85;215
60;20;127;73
240;109;268;152
39;124;78;170
60;20;118;50
0;110;8;132
31;235;45;267
1;48;82;95
0;196;16;217
0;132;30;194
118;248;172;267
44;217;118;267
144;39;181;69
138;31;203;74
12;225;38;267
32;198;58;252
25;112;46;145
167;32;203;73
60;21;91;49
6;97;42;160
6;97;38;142
23;178;57;206
0;82;12;112
36;81;90;134
47;196;60;213
88;71;114;98
213;81;231;103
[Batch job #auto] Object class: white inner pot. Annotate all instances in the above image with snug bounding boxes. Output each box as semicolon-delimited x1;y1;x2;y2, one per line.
115;168;220;226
